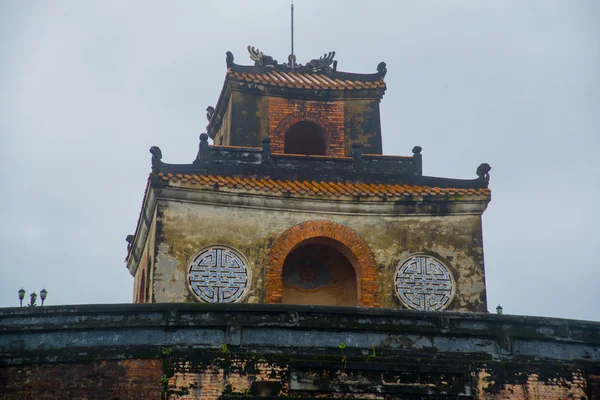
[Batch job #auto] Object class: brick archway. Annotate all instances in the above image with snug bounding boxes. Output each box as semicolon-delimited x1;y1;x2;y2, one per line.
266;220;379;307
269;112;345;157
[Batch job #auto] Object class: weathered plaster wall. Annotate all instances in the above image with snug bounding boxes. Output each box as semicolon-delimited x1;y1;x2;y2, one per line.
132;255;143;303
229;91;268;147
343;99;383;155
134;208;156;303
133;235;148;303
153;199;486;311
213;96;234;146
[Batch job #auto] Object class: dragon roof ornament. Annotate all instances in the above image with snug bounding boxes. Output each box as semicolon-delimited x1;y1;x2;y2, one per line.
224;46;386;78
246;45;337;72
228;45;340;73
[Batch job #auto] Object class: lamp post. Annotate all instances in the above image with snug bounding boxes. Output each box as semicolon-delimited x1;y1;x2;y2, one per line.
18;288;48;307
496;304;503;315
29;292;38;307
40;288;48;306
18;288;26;307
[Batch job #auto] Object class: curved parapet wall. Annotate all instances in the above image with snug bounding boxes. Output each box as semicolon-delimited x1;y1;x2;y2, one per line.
1;304;599;399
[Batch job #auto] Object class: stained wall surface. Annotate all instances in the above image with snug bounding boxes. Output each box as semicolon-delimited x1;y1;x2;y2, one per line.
133;208;156;304
1;304;599;400
151;199;486;311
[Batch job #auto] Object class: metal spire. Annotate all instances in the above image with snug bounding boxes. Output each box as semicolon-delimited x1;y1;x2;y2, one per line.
290;0;295;70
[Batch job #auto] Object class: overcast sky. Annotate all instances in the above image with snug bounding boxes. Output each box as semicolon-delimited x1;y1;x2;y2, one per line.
0;1;598;321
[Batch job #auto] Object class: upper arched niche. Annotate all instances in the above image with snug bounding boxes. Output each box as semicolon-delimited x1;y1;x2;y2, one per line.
284;121;327;155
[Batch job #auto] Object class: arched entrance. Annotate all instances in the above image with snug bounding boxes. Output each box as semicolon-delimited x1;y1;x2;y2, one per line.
282;240;357;306
266;220;380;307
284;121;327;155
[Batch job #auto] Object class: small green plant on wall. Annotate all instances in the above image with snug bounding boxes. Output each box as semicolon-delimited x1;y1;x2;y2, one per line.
366;343;376;361
221;343;230;353
338;342;347;369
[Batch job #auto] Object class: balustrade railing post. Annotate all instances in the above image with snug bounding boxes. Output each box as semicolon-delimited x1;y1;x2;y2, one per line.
352;142;364;171
412;146;422;176
262;137;272;164
195;133;210;163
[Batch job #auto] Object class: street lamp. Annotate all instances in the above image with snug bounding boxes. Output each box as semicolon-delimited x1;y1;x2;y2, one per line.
29;292;38;307
18;288;49;307
18;288;26;307
496;304;503;315
40;288;48;306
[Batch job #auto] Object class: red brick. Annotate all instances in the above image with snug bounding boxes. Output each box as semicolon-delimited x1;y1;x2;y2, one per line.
268;97;345;157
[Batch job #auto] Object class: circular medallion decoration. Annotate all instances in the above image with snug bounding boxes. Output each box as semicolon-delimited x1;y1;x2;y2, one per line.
188;246;251;303
394;255;455;311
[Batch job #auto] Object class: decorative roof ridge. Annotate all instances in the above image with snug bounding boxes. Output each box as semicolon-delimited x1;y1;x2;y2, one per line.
223;46;387;80
227;62;387;83
226;47;387;82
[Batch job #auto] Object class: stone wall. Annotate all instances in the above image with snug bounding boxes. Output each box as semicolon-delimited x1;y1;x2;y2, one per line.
152;198;487;311
1;304;599;399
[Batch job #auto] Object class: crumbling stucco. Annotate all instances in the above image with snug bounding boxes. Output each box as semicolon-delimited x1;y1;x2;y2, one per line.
151;199;487;311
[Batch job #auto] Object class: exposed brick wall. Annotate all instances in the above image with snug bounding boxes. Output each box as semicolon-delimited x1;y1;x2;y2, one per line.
266;219;380;307
590;374;600;399
166;359;595;399
0;359;162;400
169;361;286;399
477;369;588;399
268;97;345;156
170;365;223;400
2;358;597;400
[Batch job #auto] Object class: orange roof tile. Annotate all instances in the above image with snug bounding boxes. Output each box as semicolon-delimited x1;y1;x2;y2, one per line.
228;70;386;91
156;173;491;200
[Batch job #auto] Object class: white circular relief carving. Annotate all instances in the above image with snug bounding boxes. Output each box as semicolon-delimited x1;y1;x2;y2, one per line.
188;246;251;303
394;255;455;311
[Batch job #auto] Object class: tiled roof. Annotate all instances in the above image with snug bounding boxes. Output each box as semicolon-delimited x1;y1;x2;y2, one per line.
156;173;490;199
228;69;386;91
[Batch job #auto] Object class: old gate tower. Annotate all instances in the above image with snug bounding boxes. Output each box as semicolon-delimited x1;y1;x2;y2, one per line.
125;46;491;312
